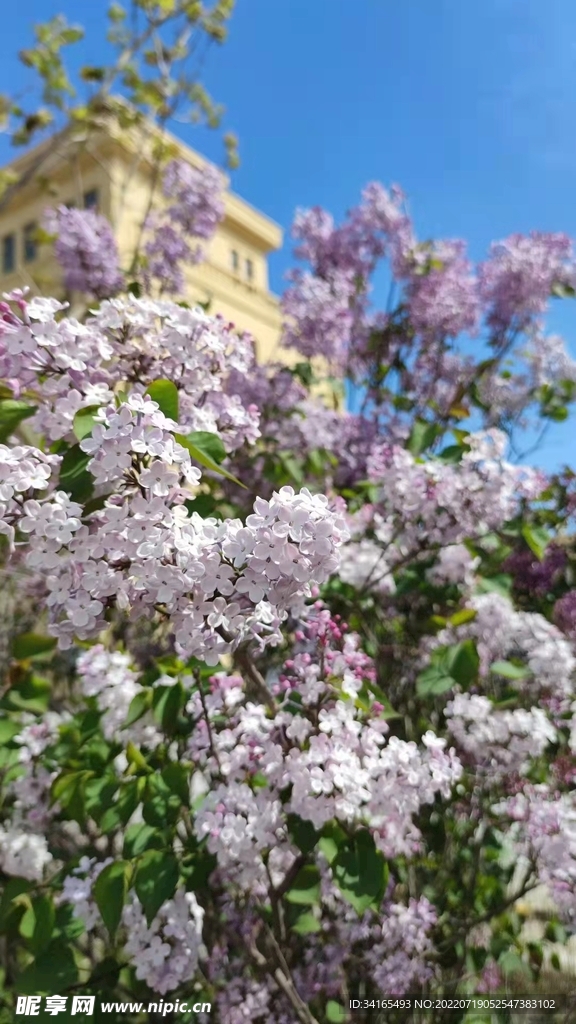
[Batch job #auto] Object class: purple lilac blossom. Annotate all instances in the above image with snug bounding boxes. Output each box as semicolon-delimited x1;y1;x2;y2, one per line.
478;232;573;332
43;206;124;299
143;159;225;295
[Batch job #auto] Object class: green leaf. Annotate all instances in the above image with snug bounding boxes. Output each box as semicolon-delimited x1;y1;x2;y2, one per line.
122;689;153;728
0;719;21;744
59;444;94;502
184;430;226;465
92;861;130;940
126;741;152;774
184;494;220;519
287;815;319;855
84;777;118;822
446;640;479;688
174;432;245;487
0;879;32;932
326;1002;346;1023
285;865;321;906
161;762;190;805
521;524;550;561
145;379;179;422
28;896;55;956
318;822;347;866
123;823;164;859
438;444;466;464
291;910;321;935
108;2;127;21
292;361;314;386
0;400;36;443
14;940;78;994
135;850;179;925
332;830;388;914
498;950;531;978
81;492;113;519
407;419;442;456
100;781;141;832
153;680;185;734
51;770;93;824
416;666;455;697
476;573;512;597
448;608;477;627
180;847;217;891
491;660;531;681
12;633;57;660
73;405;100;441
551;281;576;298
142;775;181;827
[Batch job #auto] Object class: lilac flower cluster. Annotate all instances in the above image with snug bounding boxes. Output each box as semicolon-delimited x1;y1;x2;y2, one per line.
0;411;348;663
280;183;576;445
430;592;576;698
445;693;557;776
76;645;161;746
478;232;573;332
61;858;205;993
0;827;52;881
404;239;479;339
189;605;462;890
554;591;576;640
43;206;124;299
505;544;567;597
342;429;546;587
282;184;410;369
0;293;260;451
503;786;576;924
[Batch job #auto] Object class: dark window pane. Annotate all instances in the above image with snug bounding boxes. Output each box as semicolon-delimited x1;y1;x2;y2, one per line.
246;258;254;280
231;249;239;271
24;223;37;263
84;189;99;210
2;234;15;274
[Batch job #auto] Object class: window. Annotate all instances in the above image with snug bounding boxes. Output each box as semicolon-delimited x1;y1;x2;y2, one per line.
24;223;37;264
2;234;15;274
245;258;254;282
231;249;239;272
84;189;99;210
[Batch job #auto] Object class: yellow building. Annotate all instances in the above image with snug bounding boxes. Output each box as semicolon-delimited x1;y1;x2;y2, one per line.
0;114;284;362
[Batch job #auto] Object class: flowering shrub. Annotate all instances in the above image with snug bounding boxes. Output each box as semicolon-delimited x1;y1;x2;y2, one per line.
2;98;576;1024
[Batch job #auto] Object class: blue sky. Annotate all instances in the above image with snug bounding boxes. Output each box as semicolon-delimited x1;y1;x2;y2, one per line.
2;0;576;467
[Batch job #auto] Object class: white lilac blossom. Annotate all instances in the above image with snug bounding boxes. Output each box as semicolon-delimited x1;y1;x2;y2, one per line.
0;294;260;451
189;606;462;888
366;430;545;560
0;826;52;881
445;693;557;774
8;712;67;832
426;544;481;589
338;538;396;595
431;593;576;698
123;889;205;994
76;645;162;746
0;368;348;664
501;787;576;923
61;858;204;994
